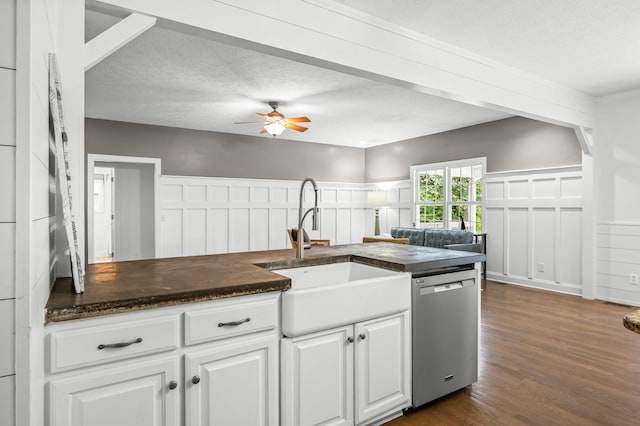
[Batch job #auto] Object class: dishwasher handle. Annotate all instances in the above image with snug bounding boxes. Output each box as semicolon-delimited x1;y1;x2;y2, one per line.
418;279;475;296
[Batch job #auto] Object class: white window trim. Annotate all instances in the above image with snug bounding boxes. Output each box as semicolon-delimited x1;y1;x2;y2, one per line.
410;157;486;231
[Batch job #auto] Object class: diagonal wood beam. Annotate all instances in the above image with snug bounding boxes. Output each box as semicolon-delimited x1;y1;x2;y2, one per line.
574;126;594;156
84;12;157;71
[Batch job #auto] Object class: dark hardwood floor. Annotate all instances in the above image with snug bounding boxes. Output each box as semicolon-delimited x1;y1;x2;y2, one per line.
388;280;640;425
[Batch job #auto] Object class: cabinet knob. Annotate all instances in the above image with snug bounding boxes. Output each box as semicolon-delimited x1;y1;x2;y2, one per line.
168;381;178;390
358;333;366;340
346;336;355;344
192;375;201;385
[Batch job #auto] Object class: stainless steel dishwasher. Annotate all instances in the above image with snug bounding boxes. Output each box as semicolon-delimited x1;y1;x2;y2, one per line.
412;267;479;407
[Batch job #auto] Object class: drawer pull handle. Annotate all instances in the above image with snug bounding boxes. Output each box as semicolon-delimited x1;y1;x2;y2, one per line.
218;317;251;327
97;337;143;350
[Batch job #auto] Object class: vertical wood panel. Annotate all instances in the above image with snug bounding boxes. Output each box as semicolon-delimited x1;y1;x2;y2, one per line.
184;209;206;256
0;146;16;221
320;208;337;243
351;209;366;243
251;208;269;251
161;209;183;257
508;209;529;277
486;208;504;274
0;69;15;146
209;208;229;254
184;185;206;202
229;208;249;253
269;208;288;249
0;223;15;299
559;209;582;286
0;375;15;426
532;208;556;281
0;299;15;377
336;209;351;244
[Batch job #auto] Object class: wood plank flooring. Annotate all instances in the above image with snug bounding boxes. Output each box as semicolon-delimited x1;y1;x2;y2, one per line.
387;281;640;425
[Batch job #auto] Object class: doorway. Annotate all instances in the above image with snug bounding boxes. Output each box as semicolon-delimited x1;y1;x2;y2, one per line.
92;166;114;262
87;154;161;264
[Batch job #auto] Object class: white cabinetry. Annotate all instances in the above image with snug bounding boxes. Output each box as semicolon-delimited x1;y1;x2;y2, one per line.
49;357;179;426
46;292;280;426
282;311;411;426
185;333;278;426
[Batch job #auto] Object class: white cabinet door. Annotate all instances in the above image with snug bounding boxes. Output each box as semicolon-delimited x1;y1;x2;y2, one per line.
282;326;354;426
185;333;278;426
49;356;179;426
354;312;411;425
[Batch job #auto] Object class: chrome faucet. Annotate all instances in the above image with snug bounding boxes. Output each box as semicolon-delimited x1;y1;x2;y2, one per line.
296;177;320;258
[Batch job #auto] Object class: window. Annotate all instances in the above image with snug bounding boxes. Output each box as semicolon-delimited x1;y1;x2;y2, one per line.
410;158;485;233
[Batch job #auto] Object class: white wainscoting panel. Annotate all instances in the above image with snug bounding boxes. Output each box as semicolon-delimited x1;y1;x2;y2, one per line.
0;374;15;426
596;223;640;306
485;167;582;294
0;223;15;299
159;177;412;257
0;146;16;222
0;298;15;377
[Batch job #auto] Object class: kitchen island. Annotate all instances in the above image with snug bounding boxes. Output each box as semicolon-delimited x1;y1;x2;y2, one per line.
44;243;484;426
46;242;484;323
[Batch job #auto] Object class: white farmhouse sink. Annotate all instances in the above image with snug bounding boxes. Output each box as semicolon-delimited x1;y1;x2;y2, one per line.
275;262;410;337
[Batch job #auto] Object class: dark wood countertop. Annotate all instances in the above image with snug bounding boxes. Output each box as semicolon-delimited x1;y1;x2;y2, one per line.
46;243;485;323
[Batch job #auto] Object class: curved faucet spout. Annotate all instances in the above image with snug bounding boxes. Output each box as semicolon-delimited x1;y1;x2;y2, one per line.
297;178;319;258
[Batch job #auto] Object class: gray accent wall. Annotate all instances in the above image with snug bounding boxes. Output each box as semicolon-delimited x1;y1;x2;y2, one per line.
365;117;581;182
85;119;366;183
86;116;581;185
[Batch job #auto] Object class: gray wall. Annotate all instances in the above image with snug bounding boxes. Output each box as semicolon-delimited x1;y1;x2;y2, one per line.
86;119;366;183
365;117;581;182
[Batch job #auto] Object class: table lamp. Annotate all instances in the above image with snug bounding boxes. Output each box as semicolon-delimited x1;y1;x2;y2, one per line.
367;191;387;236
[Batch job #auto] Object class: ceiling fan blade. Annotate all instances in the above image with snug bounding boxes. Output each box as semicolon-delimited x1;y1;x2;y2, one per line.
285;123;308;132
285;116;311;123
260;127;268;133
256;113;268;118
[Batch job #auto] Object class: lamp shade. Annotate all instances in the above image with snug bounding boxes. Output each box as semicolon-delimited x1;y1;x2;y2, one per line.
367;191;387;207
264;122;285;136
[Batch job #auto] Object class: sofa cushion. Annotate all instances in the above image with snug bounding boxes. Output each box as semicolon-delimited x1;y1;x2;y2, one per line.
425;229;474;248
390;227;426;245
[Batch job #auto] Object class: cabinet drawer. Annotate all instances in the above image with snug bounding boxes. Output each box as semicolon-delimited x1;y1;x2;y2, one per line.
184;298;278;345
49;316;179;373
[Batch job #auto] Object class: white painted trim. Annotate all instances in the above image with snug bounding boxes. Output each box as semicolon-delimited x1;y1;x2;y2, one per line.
485;164;582;177
87;154;161;263
487;274;582;297
84;13;156;71
574;127;593;156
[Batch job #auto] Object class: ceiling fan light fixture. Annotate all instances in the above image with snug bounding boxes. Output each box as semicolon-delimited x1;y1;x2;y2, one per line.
264;122;286;137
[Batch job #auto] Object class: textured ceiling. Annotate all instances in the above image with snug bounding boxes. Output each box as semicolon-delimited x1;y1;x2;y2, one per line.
84;10;511;148
87;1;640;147
336;0;640;97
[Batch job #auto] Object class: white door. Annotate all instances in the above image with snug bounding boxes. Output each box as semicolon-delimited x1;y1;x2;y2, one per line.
49;357;179;426
92;167;114;261
354;312;411;425
185;333;279;426
281;326;354;426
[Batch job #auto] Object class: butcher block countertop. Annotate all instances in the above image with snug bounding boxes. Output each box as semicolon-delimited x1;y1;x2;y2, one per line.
46;242;485;323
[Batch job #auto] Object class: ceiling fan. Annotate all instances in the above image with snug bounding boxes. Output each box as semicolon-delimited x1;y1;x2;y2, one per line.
234;101;311;137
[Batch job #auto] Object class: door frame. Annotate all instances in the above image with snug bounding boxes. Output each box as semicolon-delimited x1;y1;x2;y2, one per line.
87;154;161;264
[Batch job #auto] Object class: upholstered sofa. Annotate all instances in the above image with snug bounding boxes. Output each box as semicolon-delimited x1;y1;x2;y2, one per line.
390;227;483;253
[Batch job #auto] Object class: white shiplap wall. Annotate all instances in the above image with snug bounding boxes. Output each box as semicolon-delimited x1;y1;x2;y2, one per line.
596;223;640;306
484;166;583;295
159;176;412;257
0;0;16;424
